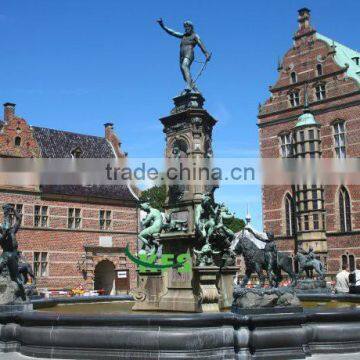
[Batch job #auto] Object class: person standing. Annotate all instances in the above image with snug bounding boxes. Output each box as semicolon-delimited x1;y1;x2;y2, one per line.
349;265;360;294
335;263;350;294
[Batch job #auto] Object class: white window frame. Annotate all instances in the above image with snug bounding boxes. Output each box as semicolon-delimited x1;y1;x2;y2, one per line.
333;122;346;158
280;133;293;158
315;84;326;101
289;91;300;107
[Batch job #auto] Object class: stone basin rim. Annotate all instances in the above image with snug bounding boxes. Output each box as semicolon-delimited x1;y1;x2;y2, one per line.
2;306;360;327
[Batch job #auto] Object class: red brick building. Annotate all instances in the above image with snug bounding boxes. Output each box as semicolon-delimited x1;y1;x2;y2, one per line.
0;102;138;293
258;8;360;277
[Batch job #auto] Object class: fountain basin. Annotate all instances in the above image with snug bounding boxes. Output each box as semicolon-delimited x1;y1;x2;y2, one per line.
1;295;360;359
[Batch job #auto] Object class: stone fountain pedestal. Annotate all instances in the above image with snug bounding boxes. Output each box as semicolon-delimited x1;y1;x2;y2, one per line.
131;270;165;311
192;266;238;311
157;232;202;312
193;266;219;311
295;278;331;294
218;266;238;310
0;274;33;313
231;286;302;315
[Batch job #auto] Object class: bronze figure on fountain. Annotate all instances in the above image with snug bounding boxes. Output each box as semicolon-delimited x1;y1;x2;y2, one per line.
157;18;211;93
0;204;34;304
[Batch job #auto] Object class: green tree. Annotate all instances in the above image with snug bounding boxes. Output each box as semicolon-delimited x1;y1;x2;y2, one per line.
224;216;245;233
139;185;167;211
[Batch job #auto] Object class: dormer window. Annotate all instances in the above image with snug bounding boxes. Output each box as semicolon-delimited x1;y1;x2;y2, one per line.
316;64;323;76
290;72;297;84
14;136;21;147
289;91;300;107
71;147;83;158
352;57;359;66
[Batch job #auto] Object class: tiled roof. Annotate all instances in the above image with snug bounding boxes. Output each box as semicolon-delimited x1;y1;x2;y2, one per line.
41;184;136;202
31;126;135;203
32;126;115;158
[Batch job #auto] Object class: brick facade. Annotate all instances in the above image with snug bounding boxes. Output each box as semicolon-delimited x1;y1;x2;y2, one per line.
258;9;360;277
0;104;138;293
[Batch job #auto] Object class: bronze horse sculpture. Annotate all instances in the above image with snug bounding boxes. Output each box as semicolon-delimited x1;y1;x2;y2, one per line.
232;231;297;287
295;252;325;280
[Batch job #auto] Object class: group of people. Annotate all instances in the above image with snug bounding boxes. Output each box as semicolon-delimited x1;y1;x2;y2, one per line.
335;263;360;294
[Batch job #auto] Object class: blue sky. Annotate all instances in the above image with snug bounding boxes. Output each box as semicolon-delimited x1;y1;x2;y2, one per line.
1;0;359;230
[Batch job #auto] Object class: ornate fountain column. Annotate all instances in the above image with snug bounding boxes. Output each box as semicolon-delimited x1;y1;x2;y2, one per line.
157;92;217;312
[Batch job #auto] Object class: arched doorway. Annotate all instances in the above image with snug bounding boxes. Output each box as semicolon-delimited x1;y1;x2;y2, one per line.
94;260;115;295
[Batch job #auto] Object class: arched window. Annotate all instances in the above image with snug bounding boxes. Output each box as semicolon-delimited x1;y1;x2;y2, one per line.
342;254;348;268
14;136;21;147
339;186;351;232
290;72;297;84
316;64;323;76
342;253;355;272
284;193;296;236
349;255;355;272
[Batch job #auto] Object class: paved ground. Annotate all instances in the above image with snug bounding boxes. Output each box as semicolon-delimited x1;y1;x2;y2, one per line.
306;354;360;359
2;352;360;359
0;354;66;360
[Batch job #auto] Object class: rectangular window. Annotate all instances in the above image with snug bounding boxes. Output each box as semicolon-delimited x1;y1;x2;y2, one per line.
315;84;326;100
303;190;308;211
300;131;305;142
309;142;315;153
34;205;48;228
313;214;319;230
34;252;48;277
334;122;346;158
297;217;302;232
68;208;81;229
304;215;309;231
308;129;314;140
8;203;23;226
312;189;318;210
289;92;300;107
280;133;293;157
99;210;112;230
301;143;306;154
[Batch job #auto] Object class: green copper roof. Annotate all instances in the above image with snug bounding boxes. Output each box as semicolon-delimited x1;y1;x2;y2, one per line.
316;33;360;85
295;112;318;128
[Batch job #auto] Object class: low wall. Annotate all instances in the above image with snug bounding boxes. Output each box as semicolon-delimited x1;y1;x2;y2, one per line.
1;308;360;359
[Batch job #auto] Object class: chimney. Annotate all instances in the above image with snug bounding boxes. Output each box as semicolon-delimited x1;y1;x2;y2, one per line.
104;122;125;158
3;102;16;122
104;122;114;140
298;8;311;30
